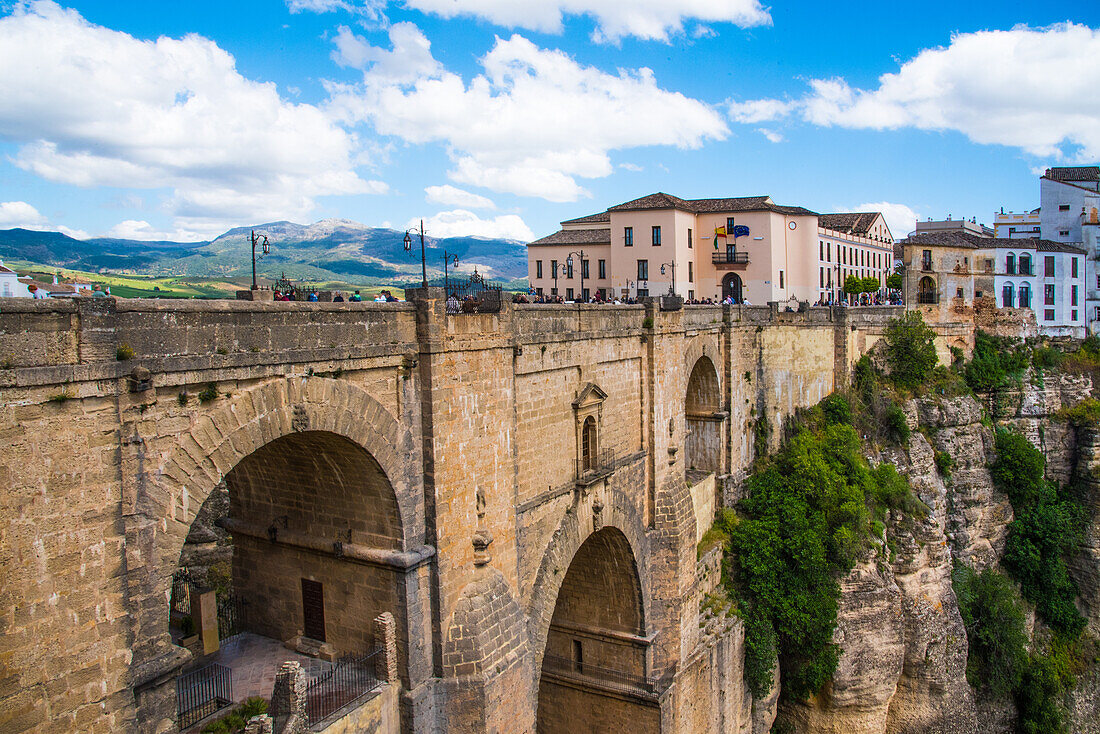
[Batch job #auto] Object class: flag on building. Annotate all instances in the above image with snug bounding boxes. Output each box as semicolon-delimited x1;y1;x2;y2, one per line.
713;226;726;249
732;225;750;238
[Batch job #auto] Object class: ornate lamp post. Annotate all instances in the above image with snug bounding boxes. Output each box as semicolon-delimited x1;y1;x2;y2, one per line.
250;230;270;291
658;260;677;296
565;249;587;302
404;220;428;289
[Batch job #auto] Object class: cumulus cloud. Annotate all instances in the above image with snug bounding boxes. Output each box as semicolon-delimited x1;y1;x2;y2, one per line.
845;202;919;241
332;23;441;82
729;23;1100;161
0;200;48;229
0;2;384;238
104;219;209;242
425;185;496;209
330;27;728;201
0;200;89;239
411;209;534;241
757;128;783;143
403;0;770;43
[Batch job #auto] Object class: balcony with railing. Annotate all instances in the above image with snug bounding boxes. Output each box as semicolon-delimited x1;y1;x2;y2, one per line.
711;251;749;269
541;653;657;699
917;292;939;305
575;447;616;486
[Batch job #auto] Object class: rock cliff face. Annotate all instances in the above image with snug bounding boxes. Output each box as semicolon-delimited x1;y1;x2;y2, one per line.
778;372;1100;733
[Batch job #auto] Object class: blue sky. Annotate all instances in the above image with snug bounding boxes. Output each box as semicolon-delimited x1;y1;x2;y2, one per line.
0;0;1097;244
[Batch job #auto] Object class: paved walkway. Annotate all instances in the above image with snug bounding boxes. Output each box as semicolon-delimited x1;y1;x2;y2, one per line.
197;632;333;702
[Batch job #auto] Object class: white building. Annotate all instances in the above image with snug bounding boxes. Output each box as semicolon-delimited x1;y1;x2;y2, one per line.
993;240;1086;338
998;166;1100;335
0;262;37;298
994;208;1041;239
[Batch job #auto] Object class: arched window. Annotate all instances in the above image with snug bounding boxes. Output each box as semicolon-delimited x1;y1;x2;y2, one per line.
1019;253;1032;276
918;276;937;304
1019;283;1031;308
581;416;597;471
1006;253;1016;275
1002;282;1015;308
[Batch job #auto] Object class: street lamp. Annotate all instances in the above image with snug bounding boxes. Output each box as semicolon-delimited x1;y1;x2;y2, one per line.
565;249;587;302
250;230;270;291
441;250;459;288
403;220;428;289
658;260;677;296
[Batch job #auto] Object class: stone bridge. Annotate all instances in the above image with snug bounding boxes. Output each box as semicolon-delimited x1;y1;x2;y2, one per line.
0;293;901;734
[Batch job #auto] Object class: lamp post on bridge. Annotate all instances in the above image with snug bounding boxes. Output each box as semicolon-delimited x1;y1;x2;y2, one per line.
250;231;270;291
441;250;459;289
565;249;587;302
658;260;677;296
404;220;428;289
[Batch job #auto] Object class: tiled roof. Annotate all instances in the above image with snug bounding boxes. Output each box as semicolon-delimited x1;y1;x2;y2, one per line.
528;228;612;246
902;231;989;249
605;192;817;216
904;232;1087;255
1035;239;1087;254
1045;166;1100;182
819;212;880;236
561;211;611;225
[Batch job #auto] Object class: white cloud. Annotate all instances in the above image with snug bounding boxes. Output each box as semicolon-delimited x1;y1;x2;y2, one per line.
331;28;728;201
0;2;384;238
332;23;441;82
729;98;794;123
411;209;534;241
756;128;783;143
619;162;643;172
0;200;89;239
0;201;48;229
403;0;771;43
104;219;208;242
846;201;919;240
730;24;1100;161
287;0;386;17
425;185;496;209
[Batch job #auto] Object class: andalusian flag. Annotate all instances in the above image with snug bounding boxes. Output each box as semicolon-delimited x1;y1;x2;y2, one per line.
713;226;726;250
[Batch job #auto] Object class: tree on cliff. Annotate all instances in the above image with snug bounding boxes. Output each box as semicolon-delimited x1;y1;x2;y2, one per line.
883;311;937;389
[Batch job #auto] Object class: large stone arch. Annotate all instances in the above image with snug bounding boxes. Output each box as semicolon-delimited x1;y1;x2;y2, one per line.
526;486;651;675
685;354;723;475
129;376;423;677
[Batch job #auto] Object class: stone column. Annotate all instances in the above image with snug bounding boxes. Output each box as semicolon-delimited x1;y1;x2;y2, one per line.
375;612;398;683
271;661;308;734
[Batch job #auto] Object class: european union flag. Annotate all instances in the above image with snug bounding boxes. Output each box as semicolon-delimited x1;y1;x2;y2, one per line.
732;225;750;238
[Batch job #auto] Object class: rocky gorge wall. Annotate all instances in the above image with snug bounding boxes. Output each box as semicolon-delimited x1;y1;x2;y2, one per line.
773;370;1100;733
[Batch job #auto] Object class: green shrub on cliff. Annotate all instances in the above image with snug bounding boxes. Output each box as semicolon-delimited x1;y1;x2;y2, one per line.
952;565;1028;697
728;411;922;701
992;429;1086;636
964;331;1030;393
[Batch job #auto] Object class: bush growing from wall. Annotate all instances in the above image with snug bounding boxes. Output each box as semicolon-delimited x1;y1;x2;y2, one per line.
952;565;1028;697
884;311;938;390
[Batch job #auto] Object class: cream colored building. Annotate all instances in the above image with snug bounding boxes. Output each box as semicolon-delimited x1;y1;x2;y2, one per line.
527;193;894;305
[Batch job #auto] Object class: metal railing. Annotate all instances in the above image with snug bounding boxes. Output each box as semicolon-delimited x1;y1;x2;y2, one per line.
444;270;503;314
574;448;616;482
711;251;749;265
177;663;233;730
917;292;939;304
217;593;247;641
170;570;194;616
305;650;382;729
542;653;655;696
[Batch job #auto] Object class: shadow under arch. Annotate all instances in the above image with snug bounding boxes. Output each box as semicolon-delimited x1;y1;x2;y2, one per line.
535;526;656;733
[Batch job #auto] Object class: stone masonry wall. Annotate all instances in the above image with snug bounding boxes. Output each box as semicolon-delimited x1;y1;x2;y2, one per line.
0;296;904;734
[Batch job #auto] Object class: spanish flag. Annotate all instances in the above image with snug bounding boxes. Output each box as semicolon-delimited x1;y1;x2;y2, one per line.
713;226;726;250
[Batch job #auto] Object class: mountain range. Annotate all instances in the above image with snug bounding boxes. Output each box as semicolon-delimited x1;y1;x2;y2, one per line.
0;219;530;286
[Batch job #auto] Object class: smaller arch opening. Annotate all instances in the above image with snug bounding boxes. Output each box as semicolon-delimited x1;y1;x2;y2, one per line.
918;276;937;304
581;416;597;472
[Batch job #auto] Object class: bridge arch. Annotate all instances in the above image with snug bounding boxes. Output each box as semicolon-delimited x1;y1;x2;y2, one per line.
685;354;722;475
136;377;423;681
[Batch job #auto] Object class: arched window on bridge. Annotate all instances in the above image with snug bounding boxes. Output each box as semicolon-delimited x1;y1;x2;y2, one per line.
581;416;597;472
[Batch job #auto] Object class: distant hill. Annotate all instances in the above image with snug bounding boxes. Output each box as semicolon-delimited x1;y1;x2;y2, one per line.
0;219;529;286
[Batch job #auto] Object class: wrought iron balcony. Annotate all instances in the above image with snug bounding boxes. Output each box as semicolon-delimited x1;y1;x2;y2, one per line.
917;292;939;305
711;251;749;267
574;448;616;486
